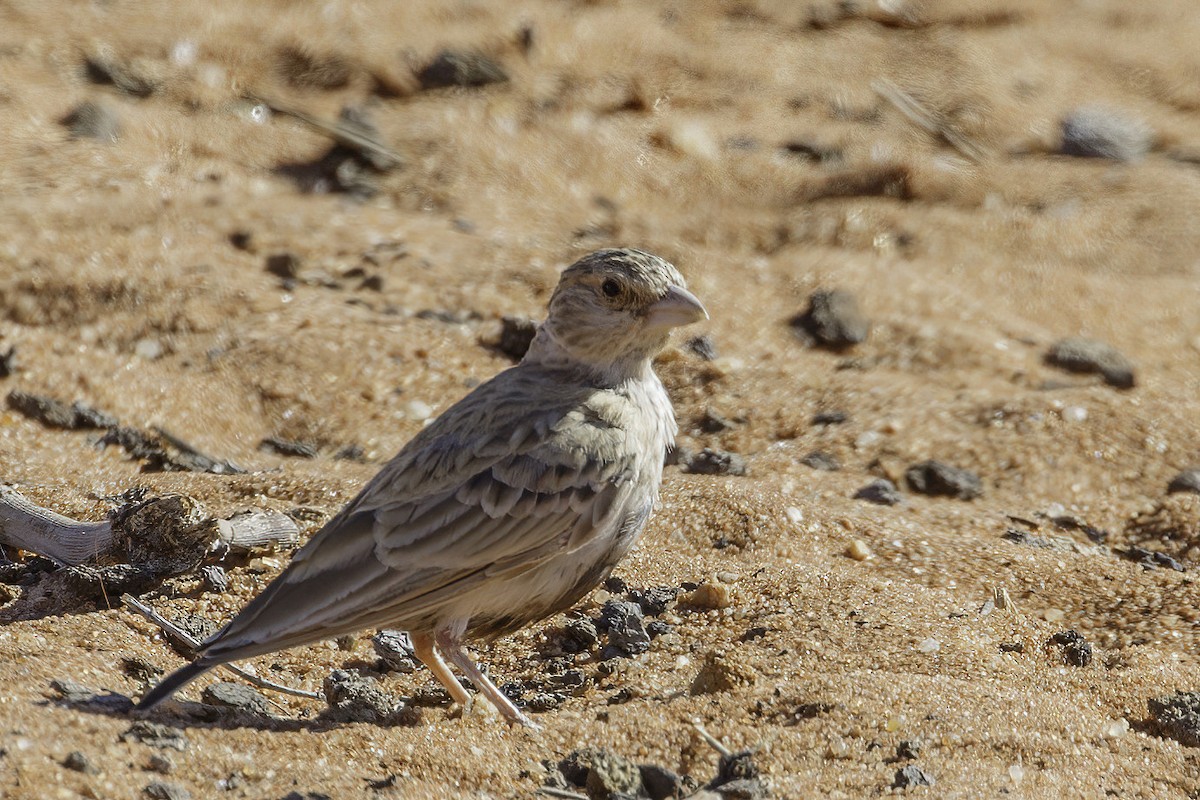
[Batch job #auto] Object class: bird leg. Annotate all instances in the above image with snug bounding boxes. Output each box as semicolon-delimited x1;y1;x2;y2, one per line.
435;625;540;730
410;632;472;707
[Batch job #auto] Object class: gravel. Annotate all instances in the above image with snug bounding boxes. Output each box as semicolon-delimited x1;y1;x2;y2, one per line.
417;50;508;90
372;630;418;673
1045;337;1136;389
893;765;935;788
200;682;269;716
905;460;983;500
61;101;120;142
64;750;100;774
801;450;840;471
121;721;189;751
597;599;650;658
495;316;538;360
321;669;406;724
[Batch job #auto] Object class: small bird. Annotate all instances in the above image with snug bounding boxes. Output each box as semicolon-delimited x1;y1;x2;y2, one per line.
136;248;707;728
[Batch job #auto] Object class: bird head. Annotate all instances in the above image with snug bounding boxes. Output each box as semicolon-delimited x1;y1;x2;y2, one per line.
531;248;708;379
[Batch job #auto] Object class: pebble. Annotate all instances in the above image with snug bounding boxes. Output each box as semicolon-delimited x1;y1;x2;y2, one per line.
85;50;161;96
801;450;840;471
64;750;99;774
121;721;189;751
417;50;508;90
845;539;872;561
60;100;120;142
372;630;417;673
147;754;175;774
556;748;643;798
1046;630;1093;667
495;316;537;361
896;739;922;760
686;334;718;361
597;599;650;657
640;763;687;800
812;409;849;426
144;782;191;800
1148;692;1200;746
853;478;902;506
905;460;983;500
699;408;736;433
321;669;405;723
917;637;940;654
893;765;935;788
683;448;748;476
1167;469;1200;495
1061;106;1152;161
791;289;870;349
200;565;228;593
265;252;302;280
200;682;269;716
683;580;732;610
560;616;600;653
629;586;680;616
276;46;353;90
1045;337;1135;389
259;436;318;458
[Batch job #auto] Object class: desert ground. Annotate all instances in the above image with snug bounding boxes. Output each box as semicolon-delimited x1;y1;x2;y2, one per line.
2;0;1200;797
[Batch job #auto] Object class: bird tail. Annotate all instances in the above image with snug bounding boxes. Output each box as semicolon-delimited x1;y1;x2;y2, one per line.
136;659;218;710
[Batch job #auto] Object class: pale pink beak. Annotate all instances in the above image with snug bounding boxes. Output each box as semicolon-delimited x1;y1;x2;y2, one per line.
646;284;708;329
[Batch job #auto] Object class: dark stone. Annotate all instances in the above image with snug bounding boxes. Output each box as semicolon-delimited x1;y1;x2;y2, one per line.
640;763;685;800
896;739;922;760
63;564;157;598
598;599;650;657
715;778;768;799
645;619;673;638
496;316;537;361
200;565;228;593
265;252;301;280
259;436;318;458
698;408;735;433
893;765;935;788
95;426;243;474
121;656;163;682
372;630;417;673
121;721;188;751
417;50;508;90
84;53;159;97
801;450;840;471
905;460;982;500
713;749;759;787
228;231;253;251
334;443;366;462
321;669;405;723
812;410;849;425
1120;546;1185;572
64;750;99;774
1061;107;1152;161
61;101;120;142
7;391;117;429
1045;337;1135;389
1167;469;1200;495
277;46;353;90
561;617;600;653
683;448;748;476
686;334;718;361
740;626;769;642
791;289;870;349
200;682;269;715
629;586;680;616
144;782;191;800
780;140;843;163
1046;630;1093;667
603;576;628;593
1149;692;1200;747
999;642;1025;653
854;478;902;506
359;274;384;292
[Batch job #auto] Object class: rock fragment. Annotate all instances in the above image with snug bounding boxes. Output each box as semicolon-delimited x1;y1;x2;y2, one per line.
1167;469;1200;495
801;450;840;471
893;765;935;788
1046;630;1093;667
905;460;982;500
1061;106;1152;161
854;478;902;506
1045;337;1135;389
1149;692;1200;747
200;682;269;716
322;669;406;724
61;101;120;141
683;448;748;476
495;316;537;361
372;630;417;673
417;50;508;90
791;289;869;349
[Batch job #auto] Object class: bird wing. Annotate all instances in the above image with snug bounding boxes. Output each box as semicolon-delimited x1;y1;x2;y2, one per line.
200;368;642;662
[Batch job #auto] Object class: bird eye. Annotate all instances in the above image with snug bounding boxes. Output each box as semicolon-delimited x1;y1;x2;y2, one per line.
601;279;621;298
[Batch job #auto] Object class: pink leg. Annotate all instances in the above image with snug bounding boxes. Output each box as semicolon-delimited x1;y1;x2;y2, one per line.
435;624;540;730
410;632;471;706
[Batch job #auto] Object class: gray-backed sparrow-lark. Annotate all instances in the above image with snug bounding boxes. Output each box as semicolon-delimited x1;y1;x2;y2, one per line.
136;248;707;728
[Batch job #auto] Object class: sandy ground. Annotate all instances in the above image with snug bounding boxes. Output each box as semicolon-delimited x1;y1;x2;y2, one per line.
2;0;1200;797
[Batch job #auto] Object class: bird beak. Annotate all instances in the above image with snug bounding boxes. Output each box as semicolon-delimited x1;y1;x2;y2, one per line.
646;284;708;329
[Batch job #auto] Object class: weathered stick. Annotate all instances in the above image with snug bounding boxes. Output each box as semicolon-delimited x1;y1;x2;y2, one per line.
0;485;114;565
872;78;991;162
121;593;323;702
251;95;404;169
0;485;299;567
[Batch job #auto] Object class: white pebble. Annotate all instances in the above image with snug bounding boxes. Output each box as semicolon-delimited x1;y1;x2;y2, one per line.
1008;764;1025;784
405;400;433;420
786;507;804;525
917;637;940;654
1062;405;1088;423
1103;717;1129;738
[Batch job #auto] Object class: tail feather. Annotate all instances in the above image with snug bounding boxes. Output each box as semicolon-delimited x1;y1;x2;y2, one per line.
136;660;218;710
